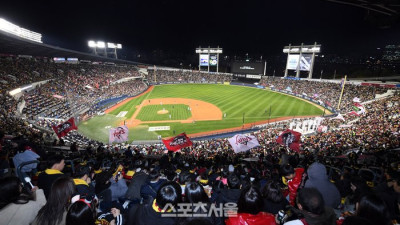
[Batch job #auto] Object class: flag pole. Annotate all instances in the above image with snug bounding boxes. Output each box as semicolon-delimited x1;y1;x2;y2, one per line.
337;75;347;110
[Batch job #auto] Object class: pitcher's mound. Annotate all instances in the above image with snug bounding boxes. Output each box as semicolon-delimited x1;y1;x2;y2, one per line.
157;109;169;114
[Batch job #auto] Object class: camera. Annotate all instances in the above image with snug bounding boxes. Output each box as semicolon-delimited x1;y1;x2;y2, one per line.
277;210;288;224
115;171;121;182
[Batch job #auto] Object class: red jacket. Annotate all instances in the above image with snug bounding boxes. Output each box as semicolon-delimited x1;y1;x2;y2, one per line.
225;212;276;225
288;167;305;206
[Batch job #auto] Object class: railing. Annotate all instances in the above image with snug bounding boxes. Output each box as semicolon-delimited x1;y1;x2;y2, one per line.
16;160;40;186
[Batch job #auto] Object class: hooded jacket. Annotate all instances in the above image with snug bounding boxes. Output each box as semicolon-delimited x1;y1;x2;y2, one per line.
304;162;341;208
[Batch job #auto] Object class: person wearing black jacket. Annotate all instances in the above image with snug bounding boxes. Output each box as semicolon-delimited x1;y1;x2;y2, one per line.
216;174;241;205
72;166;96;200
215;174;241;223
140;170;166;203
127;181;181;225
125;168;148;203
37;154;66;199
261;180;289;214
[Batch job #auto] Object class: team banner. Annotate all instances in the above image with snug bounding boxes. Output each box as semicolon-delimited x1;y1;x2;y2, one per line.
228;134;260;153
276;129;302;152
52;117;78;138
109;125;129;144
162;133;193;152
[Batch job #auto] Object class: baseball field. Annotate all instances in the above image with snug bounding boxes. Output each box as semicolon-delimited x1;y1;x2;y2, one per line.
78;84;325;143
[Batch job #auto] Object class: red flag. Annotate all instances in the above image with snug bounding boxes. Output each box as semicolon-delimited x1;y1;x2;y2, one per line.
276;129;302;152
162;133;193;152
52;117;78;138
348;111;360;116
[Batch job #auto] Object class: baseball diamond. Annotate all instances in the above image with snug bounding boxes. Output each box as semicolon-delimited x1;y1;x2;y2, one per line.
78;84;326;143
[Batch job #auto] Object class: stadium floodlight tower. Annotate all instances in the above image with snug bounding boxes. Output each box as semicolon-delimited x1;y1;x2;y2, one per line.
0;18;42;43
283;42;321;78
195;46;223;72
88;40;122;59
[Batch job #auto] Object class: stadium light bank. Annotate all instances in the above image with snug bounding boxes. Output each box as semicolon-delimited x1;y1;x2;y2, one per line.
0;18;42;43
88;40;122;59
283;42;321;79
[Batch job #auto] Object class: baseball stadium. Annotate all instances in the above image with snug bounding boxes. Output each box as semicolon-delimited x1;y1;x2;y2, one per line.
79;83;326;142
1;1;400;225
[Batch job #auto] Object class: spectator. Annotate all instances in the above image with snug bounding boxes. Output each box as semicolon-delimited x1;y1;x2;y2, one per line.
280;164;304;206
12;144;40;173
129;181;182;225
181;182;220;225
73;165;95;200
225;185;276;225
0;176;46;225
37;154;66;199
66;201;95;225
304;162;341;208
283;188;336;225
125;167;148;203
32;177;76;225
216;174;242;205
109;170;128;202
261;180;289;214
354;194;391;225
141;169;166;203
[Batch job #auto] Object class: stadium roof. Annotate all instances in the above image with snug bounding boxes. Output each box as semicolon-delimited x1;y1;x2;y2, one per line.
325;0;400;16
0;30;144;65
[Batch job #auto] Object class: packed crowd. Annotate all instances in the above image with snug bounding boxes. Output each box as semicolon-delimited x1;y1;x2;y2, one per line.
1;116;399;225
0;79;399;225
0;57;399;225
22;69;145;120
260;77;387;113
146;69;233;83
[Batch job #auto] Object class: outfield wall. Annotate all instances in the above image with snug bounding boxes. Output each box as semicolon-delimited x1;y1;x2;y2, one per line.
148;81;334;115
270;87;337;114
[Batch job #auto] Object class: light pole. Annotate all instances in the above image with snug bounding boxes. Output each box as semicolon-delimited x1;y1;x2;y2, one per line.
88;40;122;59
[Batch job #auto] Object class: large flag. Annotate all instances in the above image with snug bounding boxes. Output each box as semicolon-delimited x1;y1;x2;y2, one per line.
353;97;361;103
276;129;302;152
109;125;129;144
162;133;193;152
330;113;345;121
52;117;78;138
348;102;365;116
228;134;260;153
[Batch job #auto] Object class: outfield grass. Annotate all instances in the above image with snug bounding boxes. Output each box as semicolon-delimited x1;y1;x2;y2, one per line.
78;84;324;142
136;104;192;121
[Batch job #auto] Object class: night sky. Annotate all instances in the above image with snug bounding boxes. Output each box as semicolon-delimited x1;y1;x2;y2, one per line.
1;0;399;60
